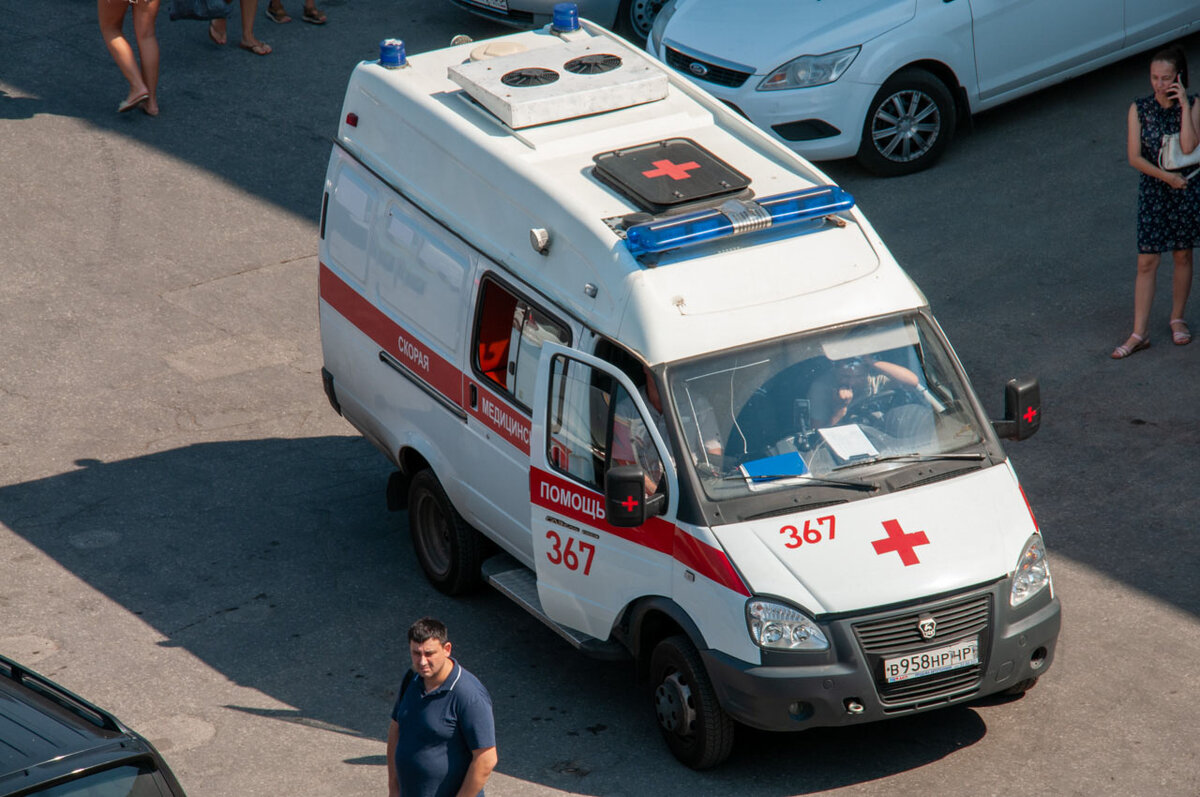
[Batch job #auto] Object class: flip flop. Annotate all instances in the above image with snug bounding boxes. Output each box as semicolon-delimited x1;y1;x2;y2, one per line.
239;40;273;55
208;20;226;45
302;6;327;24
117;93;149;113
1110;333;1150;359
266;4;291;23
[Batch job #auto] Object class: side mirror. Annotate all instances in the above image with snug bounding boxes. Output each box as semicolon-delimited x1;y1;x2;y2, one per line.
605;465;665;527
991;377;1040;440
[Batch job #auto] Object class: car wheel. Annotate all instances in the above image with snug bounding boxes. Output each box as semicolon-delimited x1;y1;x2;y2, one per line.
616;0;666;43
407;469;484;595
649;635;734;769
856;69;956;176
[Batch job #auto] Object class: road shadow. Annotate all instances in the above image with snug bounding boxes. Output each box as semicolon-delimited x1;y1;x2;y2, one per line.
0;435;991;794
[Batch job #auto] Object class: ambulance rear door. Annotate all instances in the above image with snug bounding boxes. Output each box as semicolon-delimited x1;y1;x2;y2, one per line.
528;343;678;639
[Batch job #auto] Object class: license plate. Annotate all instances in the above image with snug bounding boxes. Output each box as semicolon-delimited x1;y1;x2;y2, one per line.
465;0;508;11
884;637;979;683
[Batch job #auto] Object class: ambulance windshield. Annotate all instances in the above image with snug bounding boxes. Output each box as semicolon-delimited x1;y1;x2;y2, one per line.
666;313;992;503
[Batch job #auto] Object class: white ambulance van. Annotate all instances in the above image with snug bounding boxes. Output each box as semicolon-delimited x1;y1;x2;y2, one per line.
318;4;1060;769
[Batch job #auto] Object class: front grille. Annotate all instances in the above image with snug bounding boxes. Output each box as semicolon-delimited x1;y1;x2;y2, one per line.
853;593;992;708
663;47;751;88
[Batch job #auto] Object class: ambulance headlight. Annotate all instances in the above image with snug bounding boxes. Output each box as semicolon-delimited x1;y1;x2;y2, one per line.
758;46;860;91
1010;534;1051;608
747;599;829;651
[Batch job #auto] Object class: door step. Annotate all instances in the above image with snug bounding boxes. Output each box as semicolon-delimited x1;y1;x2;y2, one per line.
481;554;627;660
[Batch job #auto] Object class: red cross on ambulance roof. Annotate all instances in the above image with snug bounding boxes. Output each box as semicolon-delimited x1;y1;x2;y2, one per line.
871;519;929;566
641;159;701;181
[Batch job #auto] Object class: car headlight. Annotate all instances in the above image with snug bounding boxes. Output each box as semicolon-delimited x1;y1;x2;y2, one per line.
648;0;679;55
747;599;829;651
1010;534;1051;607
757;46;860;91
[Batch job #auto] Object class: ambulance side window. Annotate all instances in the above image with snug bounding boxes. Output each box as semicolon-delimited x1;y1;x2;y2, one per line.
545;356;666;500
473;278;569;411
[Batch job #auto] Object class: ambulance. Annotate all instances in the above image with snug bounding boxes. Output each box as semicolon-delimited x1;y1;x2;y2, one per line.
317;4;1060;768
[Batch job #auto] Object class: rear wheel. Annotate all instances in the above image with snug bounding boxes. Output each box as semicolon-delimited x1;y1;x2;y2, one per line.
649;635;734;769
856;69;956;176
407;469;484;595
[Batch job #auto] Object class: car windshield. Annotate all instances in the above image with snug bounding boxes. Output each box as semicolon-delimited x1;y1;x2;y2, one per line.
666;313;991;503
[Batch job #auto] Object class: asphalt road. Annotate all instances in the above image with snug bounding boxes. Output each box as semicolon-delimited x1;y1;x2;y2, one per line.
2;4;1198;796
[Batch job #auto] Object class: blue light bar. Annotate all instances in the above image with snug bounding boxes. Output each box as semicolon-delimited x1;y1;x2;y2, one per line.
624;185;854;257
379;38;407;69
551;3;580;32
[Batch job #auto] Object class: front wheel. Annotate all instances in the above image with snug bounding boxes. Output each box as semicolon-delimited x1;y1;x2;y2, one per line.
649;635;734;769
407;469;484;595
616;0;666;43
856;69;956;176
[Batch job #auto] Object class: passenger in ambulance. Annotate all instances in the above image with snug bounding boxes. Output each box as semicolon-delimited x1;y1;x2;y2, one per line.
807;355;923;432
610;370;668;498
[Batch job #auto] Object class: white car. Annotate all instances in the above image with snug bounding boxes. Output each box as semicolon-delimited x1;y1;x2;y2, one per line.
648;0;1200;175
450;0;666;41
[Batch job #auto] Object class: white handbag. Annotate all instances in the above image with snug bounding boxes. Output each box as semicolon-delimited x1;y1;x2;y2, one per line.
1158;132;1200;171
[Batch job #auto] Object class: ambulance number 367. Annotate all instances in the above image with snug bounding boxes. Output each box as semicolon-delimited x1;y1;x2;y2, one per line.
545;530;595;575
779;516;836;549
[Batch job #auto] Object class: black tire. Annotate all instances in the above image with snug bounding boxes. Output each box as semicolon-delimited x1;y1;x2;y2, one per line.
649;635;734;769
407;469;484;595
856;69;956;177
615;0;665;43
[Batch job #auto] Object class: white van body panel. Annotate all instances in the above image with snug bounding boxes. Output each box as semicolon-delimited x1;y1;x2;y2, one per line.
711;464;1034;615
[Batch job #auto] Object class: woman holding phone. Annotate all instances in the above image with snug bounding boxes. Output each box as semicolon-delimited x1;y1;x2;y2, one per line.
1112;45;1200;358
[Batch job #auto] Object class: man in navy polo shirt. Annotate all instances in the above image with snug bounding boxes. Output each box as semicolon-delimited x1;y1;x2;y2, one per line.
387;617;497;797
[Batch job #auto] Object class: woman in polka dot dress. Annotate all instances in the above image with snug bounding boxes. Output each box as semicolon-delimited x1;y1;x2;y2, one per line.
1112;45;1200;359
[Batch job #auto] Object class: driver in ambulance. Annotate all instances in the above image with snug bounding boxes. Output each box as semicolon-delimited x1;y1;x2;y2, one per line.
808;355;920;428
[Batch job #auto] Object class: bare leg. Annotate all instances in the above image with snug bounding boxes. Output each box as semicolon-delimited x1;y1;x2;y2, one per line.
238;0;271;52
1114;253;1160;356
1169;249;1193;320
131;0;160;115
97;0;149;105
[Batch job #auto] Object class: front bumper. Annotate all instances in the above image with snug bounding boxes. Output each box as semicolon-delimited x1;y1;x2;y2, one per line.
703;579;1061;731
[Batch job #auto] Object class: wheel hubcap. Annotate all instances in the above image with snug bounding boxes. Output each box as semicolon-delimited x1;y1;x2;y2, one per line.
872;89;941;163
416;495;452;576
654;672;695;736
628;0;664;38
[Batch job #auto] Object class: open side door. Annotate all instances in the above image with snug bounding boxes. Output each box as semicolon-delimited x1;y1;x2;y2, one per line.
528;343;678;640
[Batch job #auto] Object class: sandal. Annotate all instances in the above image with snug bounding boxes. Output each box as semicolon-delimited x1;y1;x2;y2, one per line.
1111;333;1150;359
265;3;291;23
239;40;273;55
1170;318;1191;346
117;92;149;113
302;6;327;24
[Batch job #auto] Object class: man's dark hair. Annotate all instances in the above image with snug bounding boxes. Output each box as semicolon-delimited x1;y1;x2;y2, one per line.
408;617;449;645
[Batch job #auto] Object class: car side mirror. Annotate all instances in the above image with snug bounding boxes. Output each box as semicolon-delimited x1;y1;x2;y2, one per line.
605;465;665;527
991;377;1040;440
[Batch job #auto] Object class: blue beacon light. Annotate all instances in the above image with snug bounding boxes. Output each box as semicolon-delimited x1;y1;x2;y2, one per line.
624;185;855;257
552;3;580;32
379;38;407;69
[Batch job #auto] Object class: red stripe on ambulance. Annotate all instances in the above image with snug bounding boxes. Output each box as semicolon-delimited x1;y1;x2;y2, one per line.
466;378;531;454
531;468;749;596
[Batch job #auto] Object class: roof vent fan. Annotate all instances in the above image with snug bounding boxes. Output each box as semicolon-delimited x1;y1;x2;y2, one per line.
564;53;623;75
500;67;560;87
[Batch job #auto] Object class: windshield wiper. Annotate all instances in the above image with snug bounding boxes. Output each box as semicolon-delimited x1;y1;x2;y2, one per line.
832;452;986;471
722;473;875;491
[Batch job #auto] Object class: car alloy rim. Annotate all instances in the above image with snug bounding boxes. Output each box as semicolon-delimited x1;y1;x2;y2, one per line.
871;89;941;163
628;0;664;38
